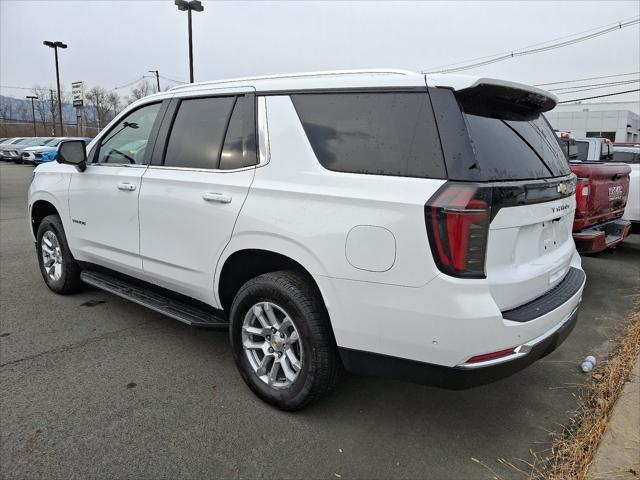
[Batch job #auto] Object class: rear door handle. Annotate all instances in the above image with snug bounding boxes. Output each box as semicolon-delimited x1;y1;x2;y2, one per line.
117;182;136;191
203;192;232;204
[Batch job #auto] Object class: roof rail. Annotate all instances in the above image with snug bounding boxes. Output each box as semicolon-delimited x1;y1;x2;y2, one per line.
168;69;416;91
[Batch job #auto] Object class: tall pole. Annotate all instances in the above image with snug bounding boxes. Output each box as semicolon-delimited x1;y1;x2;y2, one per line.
49;90;56;136
44;41;67;136
188;9;194;83
27;96;38;136
53;46;64;135
149;70;160;92
175;1;203;83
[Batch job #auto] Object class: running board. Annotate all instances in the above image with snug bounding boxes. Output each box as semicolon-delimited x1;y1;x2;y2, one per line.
80;270;229;329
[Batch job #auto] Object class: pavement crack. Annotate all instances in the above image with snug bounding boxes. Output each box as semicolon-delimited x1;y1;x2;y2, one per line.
0;320;157;369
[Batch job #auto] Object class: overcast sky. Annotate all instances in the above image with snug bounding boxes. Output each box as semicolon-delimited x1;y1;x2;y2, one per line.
1;0;639;104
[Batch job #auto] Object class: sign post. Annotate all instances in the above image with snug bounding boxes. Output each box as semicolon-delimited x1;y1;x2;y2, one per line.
71;81;85;136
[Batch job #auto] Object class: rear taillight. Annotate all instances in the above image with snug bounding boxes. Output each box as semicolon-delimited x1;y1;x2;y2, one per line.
575;178;590;217
425;183;491;279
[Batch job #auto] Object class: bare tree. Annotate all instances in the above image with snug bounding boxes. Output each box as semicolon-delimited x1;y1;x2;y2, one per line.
43;87;69;135
126;79;152;105
106;92;121;120
85;86;110;129
0;97;13;120
30;85;51;129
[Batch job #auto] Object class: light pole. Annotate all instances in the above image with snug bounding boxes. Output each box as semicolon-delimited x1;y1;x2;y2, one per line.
149;70;161;92
26;95;38;136
43;40;67;136
175;0;204;83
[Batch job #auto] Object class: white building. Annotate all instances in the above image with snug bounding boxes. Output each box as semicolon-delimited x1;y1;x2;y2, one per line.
545;100;640;142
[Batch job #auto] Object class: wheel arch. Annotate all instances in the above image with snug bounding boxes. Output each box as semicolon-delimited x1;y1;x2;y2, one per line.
216;246;330;316
30;199;61;239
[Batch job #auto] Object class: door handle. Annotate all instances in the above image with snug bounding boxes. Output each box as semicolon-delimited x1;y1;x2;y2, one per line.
117;182;136;191
203;192;232;204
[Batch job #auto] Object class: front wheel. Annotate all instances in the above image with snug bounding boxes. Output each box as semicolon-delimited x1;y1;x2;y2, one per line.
229;271;341;411
36;215;82;294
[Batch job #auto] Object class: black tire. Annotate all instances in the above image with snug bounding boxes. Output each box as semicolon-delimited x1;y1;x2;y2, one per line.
36;214;82;294
229;270;341;411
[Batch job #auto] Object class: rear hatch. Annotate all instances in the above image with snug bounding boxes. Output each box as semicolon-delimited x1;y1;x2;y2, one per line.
428;81;577;311
569;162;631;231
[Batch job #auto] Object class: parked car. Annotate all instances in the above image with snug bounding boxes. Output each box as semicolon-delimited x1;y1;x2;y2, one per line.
613;143;640;233
22;137;93;165
556;133;631;253
0;138;26;160
1;137;56;162
29;70;585;410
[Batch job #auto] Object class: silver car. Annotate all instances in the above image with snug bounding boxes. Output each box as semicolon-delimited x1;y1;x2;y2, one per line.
0;137;56;162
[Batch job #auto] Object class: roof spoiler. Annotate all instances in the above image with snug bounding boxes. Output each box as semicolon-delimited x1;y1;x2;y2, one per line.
454;78;557;119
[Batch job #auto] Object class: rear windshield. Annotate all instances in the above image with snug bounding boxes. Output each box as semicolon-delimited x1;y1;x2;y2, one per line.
575;141;589;161
600;143;613;161
291;93;446;179
462;113;571;180
558;138;579;160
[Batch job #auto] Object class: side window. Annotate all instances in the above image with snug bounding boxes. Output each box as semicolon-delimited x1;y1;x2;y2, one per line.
291;93;446;179
219;95;257;170
164;96;235;169
96;103;161;165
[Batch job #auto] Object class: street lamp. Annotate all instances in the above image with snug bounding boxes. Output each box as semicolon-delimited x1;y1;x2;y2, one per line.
26;95;38;136
43;40;67;136
175;0;204;83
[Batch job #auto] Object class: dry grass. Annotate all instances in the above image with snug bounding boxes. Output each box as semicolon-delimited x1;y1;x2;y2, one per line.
531;303;640;480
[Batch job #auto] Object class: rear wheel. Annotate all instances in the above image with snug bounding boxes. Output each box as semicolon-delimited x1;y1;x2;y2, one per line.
229;271;341;411
36;215;82;294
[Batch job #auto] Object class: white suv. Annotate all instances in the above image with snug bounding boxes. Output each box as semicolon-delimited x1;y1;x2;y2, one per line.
28;70;585;410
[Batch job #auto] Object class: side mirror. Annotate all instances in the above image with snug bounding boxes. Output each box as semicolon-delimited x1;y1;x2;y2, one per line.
57;140;87;171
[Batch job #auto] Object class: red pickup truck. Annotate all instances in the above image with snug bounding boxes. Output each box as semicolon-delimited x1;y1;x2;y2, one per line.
557;134;631;253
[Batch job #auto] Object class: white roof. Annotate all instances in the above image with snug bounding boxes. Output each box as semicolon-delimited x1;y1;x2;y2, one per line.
168;69;424;93
166;69;554;101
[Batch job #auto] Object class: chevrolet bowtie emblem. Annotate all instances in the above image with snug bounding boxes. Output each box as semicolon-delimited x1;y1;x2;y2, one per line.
557;183;568;194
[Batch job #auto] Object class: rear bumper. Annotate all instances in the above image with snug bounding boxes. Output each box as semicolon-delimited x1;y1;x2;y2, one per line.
340;306;579;389
573;219;631;253
322;254;585;389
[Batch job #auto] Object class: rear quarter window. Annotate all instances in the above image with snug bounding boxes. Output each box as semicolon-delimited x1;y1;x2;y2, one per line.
291;92;446;179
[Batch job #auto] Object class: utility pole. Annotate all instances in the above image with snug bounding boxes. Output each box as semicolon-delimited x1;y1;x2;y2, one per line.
43;40;67;135
175;1;204;83
149;70;161;92
49;90;56;136
26;95;38;136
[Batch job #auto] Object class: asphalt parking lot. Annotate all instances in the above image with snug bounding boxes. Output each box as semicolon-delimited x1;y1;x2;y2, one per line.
1;162;638;480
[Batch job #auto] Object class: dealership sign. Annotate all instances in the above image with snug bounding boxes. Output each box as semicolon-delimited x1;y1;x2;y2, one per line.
71;81;84;107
